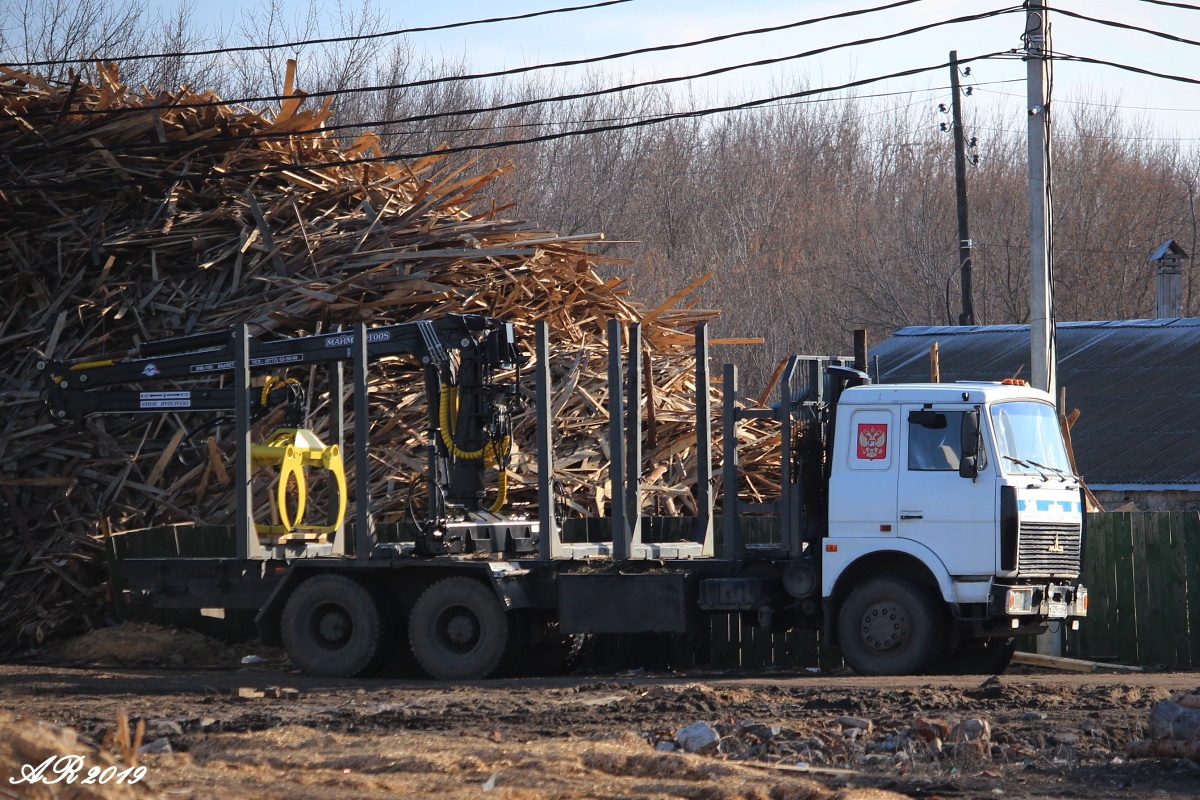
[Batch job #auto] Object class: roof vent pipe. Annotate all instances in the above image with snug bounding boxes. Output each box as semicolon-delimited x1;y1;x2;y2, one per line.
1150;239;1188;319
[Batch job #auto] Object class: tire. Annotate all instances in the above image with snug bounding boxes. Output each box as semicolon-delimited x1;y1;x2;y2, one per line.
408;577;511;680
281;574;391;678
523;615;592;677
837;576;944;676
939;637;1016;676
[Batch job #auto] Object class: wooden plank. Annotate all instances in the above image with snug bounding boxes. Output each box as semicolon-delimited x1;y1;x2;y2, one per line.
737;614;755;668
44;310;68;360
1163;513;1190;669
1140;514;1172;667
91;255;117;291
1013;651;1143;672
87;138;133;180
785;627;820;670
145;427;187;488
745;618;772;669
1097;511;1119;660
709;613;736;669
275;59;302;122
1076;513;1114;660
1110;512;1138;664
1090;512;1118;660
639;272;712;325
736;760;863;779
1148;513;1175;668
755;358;789;408
206;436;229;485
1131;513;1160;667
1183;512;1200;669
243;191;284;274
0;477;74;486
767;630;787;669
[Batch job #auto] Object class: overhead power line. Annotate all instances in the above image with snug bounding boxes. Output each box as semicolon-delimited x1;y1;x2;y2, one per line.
422;79;1024;134
976;87;1200;114
3;12;1024;161
1134;0;1200;10
1046;6;1200;48
0;0;635;69
6;2;1024;147
974;123;1200;142
12;1;1011;120
347;8;1023;125
4;78;1025;161
5;0;930;79
276;79;1023;138
0;50;1012;192
1051;52;1200;87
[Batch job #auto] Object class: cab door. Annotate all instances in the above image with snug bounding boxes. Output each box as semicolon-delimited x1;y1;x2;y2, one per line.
895;406;995;575
828;407;897;537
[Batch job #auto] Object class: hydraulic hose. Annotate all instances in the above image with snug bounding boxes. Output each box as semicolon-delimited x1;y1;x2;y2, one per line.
438;384;510;512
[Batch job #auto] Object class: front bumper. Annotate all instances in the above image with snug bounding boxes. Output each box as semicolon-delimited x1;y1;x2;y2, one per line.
994;582;1087;619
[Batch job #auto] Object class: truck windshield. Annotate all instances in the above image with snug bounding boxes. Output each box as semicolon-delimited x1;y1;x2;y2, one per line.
989;401;1074;478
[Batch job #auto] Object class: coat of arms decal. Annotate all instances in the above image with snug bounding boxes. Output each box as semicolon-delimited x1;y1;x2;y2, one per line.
857;423;887;460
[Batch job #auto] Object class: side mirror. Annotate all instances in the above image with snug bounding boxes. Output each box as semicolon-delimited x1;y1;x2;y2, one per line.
959;409;981;479
959;455;978;480
960;410;979;457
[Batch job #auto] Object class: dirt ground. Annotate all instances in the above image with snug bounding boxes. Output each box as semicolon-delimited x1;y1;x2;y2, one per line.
1;629;1198;800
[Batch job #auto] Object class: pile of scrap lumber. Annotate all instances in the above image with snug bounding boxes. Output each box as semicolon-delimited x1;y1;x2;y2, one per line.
0;63;781;652
1129;693;1200;760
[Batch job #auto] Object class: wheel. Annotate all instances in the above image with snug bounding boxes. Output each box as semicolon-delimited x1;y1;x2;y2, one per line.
938;637;1016;675
837;576;944;676
523;615;592;676
408;577;511;680
281;574;392;678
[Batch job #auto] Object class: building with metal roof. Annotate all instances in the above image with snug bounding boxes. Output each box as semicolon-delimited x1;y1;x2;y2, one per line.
869;318;1200;510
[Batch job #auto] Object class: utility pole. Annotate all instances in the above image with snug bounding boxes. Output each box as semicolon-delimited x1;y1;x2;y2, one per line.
1027;1;1060;661
1026;1;1055;397
950;51;974;326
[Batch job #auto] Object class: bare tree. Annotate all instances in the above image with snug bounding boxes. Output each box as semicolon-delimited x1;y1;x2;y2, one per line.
1;0;150;82
3;0;1199;392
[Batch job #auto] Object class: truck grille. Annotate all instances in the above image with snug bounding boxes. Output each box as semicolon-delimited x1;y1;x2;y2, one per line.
1017;521;1082;577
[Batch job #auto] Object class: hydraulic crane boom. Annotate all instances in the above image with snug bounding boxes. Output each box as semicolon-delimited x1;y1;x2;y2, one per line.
38;314;524;550
40;314;518;422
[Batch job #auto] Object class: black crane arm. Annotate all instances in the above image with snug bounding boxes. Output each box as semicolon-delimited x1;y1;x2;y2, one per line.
39;314;520;423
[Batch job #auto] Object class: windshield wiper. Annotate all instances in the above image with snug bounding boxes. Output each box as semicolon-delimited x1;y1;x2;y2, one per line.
1003;455;1051;481
1026;459;1075;483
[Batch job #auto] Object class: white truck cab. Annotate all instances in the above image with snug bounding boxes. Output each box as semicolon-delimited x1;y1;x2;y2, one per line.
822;381;1088;674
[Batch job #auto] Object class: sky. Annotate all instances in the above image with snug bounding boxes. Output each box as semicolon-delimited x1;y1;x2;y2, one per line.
195;0;1200;145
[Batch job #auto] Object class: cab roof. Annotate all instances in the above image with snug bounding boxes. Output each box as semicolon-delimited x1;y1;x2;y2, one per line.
839;381;1055;407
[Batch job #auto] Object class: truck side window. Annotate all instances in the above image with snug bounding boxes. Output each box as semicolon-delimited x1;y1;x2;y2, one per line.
908;411;963;471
